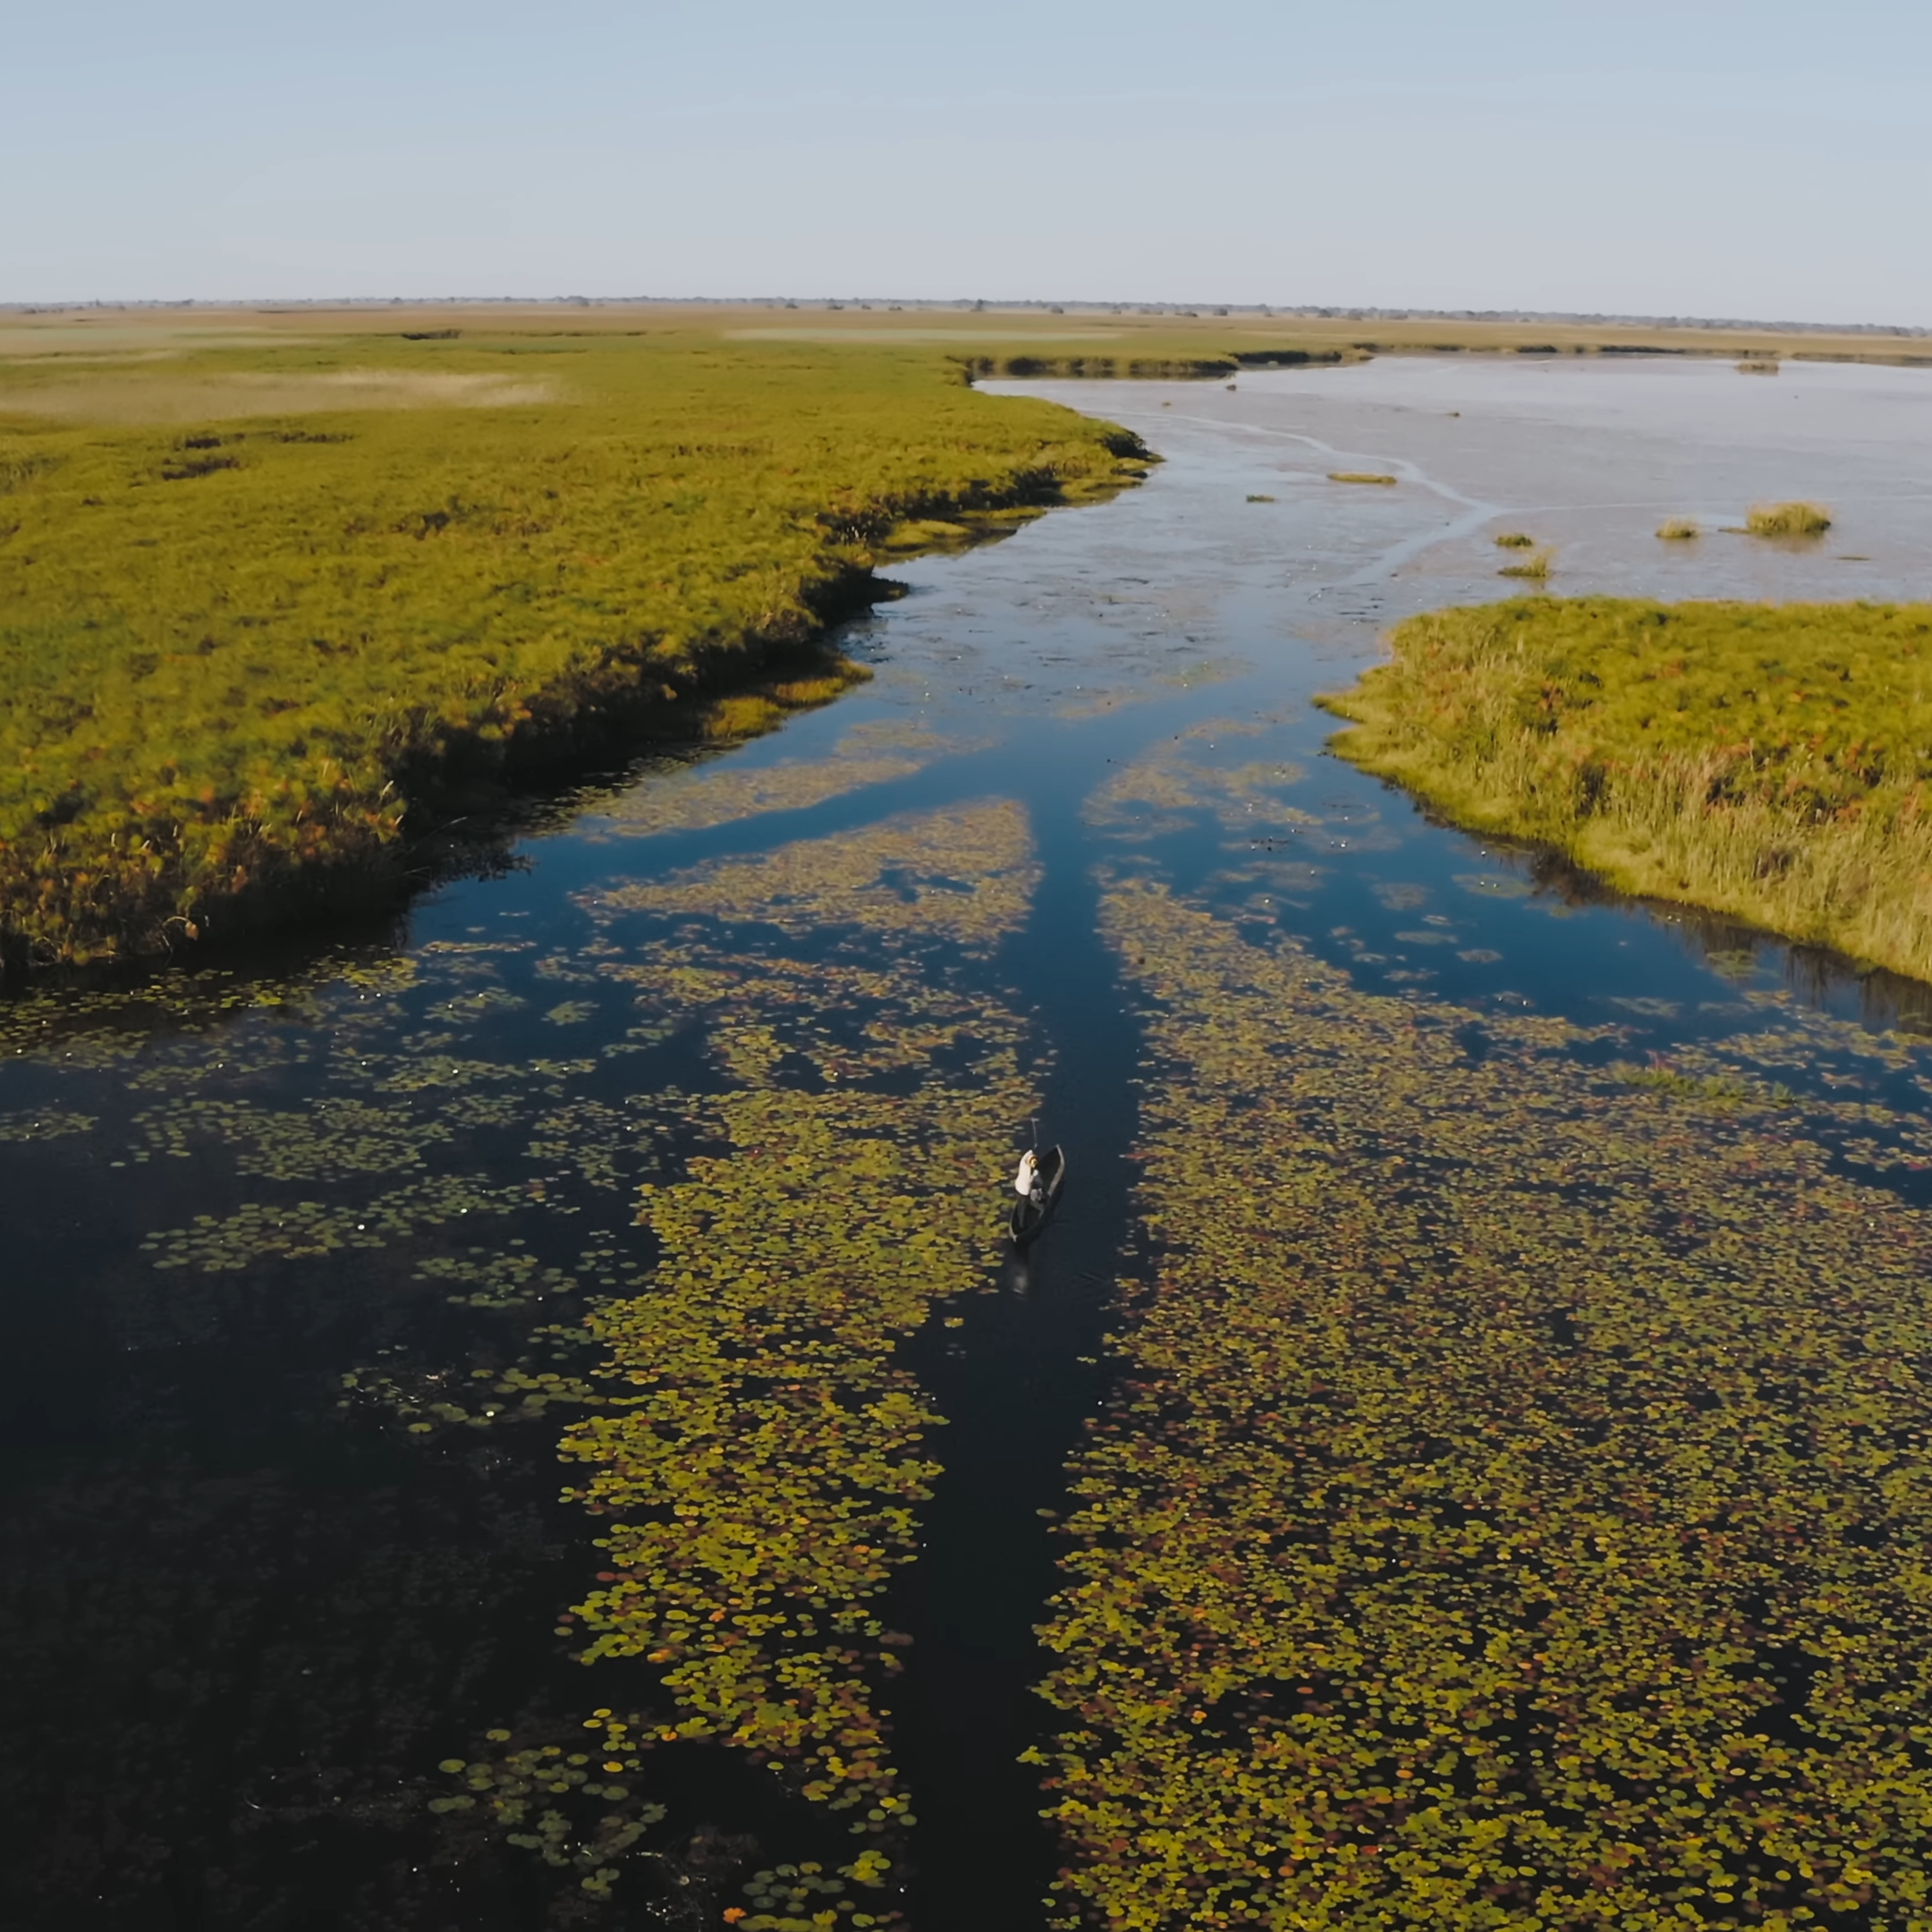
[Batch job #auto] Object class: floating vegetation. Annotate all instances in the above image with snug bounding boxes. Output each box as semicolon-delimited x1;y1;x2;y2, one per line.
131;1094;451;1178
1085;721;1310;843
1747;501;1833;538
141;1171;526;1271
585;800;1039;952
1497;546;1554;580
0;1106;97;1141
583;739;936;844
1494;531;1538;549
1657;518;1702;540
1327;471;1398;487
369;796;1049;1899
1322;597;1932;983
1611;1058;1795;1109
1246;494;1277;504
1034;868;1932;1929
1453;872;1535;900
1154;658;1252;693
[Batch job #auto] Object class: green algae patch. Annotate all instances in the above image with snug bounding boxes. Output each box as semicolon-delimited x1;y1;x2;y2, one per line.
0;326;1146;968
1321;597;1932;985
1034;858;1932;1929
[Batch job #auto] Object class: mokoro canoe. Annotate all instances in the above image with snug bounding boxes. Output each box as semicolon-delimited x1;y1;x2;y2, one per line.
1008;1144;1066;1248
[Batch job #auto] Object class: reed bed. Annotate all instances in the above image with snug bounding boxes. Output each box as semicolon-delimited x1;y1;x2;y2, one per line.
1321;597;1932;983
0;330;1148;966
1748;500;1834;537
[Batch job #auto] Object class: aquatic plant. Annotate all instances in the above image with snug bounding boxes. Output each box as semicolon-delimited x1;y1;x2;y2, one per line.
1320;597;1932;984
1496;547;1554;580
1657;518;1701;540
1033;859;1932;1929
1737;359;1783;375
1493;531;1537;548
1327;472;1398;487
0;326;1148;966
423;799;1047;1893
1746;501;1833;537
585;799;1040;949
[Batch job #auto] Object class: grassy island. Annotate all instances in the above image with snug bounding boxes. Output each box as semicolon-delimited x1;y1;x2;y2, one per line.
0;318;1148;967
1321;597;1932;983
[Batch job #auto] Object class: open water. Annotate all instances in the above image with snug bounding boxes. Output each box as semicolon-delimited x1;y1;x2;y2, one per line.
4;356;1932;1931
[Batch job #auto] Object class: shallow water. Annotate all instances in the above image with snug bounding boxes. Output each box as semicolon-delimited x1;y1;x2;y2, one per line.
4;357;1932;1931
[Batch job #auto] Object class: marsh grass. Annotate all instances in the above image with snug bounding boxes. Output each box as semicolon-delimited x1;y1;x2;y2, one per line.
0;328;1148;966
1494;531;1537;548
1747;500;1834;537
1245;493;1276;503
1496;547;1555;580
1321;596;1932;983
1737;358;1782;375
1657;517;1701;540
1328;471;1398;486
1612;1060;1794;1108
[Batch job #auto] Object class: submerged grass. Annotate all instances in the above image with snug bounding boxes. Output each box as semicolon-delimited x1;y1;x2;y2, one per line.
1320;596;1932;982
0;326;1147;967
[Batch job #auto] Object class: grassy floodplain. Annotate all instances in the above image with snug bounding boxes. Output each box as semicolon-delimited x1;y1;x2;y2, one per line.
0;309;1148;967
1320;597;1932;983
7;297;1932;970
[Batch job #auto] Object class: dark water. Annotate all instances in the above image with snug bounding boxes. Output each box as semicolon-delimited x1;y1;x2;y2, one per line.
4;357;1932;1932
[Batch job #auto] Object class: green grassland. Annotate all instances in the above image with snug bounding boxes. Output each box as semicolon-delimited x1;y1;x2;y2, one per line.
0;318;1148;966
1320;597;1932;984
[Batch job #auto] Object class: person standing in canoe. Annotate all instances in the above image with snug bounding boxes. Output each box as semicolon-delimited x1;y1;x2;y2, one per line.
1013;1148;1044;1207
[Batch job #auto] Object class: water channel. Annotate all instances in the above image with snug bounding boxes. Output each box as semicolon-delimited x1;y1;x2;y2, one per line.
4;356;1932;1930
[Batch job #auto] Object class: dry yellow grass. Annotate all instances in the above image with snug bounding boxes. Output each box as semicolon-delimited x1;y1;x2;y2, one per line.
10;301;1928;383
1;368;557;423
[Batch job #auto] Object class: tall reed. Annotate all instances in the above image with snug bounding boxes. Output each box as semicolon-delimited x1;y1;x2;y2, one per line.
1747;501;1833;537
1320;597;1932;982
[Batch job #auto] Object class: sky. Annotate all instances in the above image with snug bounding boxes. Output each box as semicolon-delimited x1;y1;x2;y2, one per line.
6;0;1928;326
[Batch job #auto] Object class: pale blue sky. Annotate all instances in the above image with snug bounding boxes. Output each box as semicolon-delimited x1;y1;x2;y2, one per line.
7;0;1928;324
